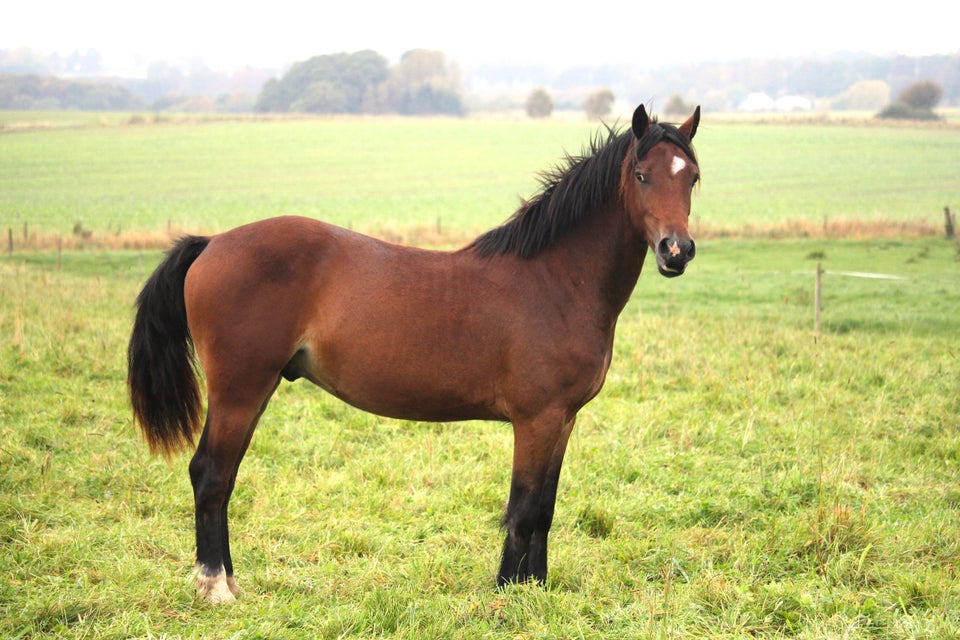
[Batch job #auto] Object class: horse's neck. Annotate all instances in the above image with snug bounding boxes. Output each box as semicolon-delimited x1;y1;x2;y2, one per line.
538;203;647;317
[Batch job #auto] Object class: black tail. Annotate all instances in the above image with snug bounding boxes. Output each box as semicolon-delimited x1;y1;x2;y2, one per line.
127;236;210;456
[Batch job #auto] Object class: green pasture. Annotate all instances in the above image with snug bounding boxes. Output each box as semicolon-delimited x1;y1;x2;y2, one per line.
2;238;959;638
1;114;959;638
1;113;959;243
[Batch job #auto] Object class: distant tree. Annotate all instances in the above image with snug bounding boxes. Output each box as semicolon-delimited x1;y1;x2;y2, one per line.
526;87;552;118
339;50;392;111
834;80;890;111
395;81;463;115
77;83;143;109
877;80;943;120
583;88;615;119
0;74;143;110
290;81;348;113
897;80;943;110
371;49;465;115
255;50;389;113
664;94;693;117
217;93;256;113
254;78;288;113
877;102;941;120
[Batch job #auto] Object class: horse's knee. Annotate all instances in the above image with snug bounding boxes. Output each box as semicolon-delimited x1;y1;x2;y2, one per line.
503;477;540;533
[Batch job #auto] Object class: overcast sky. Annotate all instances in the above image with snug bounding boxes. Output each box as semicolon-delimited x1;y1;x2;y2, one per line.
4;0;957;72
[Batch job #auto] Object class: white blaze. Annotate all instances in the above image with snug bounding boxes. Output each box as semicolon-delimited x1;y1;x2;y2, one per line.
670;155;687;176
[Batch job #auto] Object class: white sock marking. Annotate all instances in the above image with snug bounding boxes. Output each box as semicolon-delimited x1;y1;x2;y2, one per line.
195;566;237;604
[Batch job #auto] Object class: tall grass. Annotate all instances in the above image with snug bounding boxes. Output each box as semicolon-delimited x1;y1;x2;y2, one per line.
1;238;958;638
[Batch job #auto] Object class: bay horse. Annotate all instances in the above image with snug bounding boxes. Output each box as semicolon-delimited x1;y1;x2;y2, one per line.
128;104;700;603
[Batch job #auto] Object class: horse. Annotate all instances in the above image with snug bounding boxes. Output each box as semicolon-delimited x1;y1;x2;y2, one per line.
127;104;701;603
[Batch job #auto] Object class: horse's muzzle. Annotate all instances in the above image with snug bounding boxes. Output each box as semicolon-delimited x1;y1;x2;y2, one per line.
655;234;696;278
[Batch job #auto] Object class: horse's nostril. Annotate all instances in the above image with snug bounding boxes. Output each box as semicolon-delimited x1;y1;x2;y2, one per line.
657;236;692;260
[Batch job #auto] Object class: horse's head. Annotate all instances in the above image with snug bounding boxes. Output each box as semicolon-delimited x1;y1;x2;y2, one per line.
622;104;700;278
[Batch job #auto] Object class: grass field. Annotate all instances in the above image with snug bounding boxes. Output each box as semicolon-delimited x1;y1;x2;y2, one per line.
1;114;959;638
2;112;959;246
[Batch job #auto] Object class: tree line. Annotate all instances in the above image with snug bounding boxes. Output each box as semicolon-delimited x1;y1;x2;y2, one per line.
0;74;144;110
0;49;465;115
255;49;464;115
1;47;956;116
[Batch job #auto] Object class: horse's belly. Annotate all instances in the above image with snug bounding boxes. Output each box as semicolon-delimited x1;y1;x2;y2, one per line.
298;339;505;423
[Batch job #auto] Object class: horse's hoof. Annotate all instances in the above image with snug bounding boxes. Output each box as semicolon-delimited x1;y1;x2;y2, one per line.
196;570;237;604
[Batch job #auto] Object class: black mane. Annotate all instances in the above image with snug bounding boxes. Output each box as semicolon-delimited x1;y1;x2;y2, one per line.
466;119;697;259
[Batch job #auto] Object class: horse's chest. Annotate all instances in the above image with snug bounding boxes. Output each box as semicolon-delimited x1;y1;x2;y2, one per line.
584;347;613;404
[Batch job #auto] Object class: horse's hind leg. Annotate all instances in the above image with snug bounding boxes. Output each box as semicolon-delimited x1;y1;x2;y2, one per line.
498;413;576;586
189;374;280;604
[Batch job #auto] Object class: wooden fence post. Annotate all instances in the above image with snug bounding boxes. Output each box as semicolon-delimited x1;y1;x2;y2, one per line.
946;206;955;239
7;227;12;257
814;262;823;335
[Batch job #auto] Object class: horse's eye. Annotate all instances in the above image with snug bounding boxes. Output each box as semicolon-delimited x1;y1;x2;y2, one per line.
635;172;647;184
692;174;700;187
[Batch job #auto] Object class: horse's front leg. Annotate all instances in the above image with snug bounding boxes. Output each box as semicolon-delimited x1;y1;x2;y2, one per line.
498;414;576;586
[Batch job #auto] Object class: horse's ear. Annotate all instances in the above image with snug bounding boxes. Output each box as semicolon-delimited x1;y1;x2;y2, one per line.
679;106;700;141
632;104;649;138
